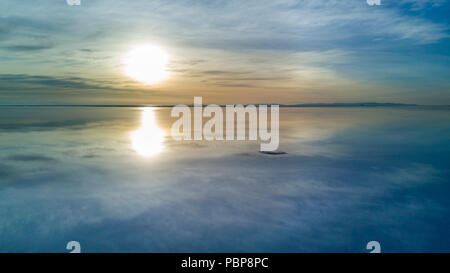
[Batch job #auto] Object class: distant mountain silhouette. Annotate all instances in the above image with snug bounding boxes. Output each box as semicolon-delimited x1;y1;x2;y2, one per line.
279;102;419;107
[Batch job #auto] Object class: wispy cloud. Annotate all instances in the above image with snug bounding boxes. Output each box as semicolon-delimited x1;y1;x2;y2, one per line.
0;74;111;90
399;0;447;10
7;154;56;162
0;0;449;104
2;44;53;52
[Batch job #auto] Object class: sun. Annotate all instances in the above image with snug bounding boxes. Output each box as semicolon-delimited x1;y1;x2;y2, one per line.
124;44;169;84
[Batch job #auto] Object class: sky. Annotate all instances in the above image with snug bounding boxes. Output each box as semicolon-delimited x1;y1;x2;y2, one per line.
0;0;449;105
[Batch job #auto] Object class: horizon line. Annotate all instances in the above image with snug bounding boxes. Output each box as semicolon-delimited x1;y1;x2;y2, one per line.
1;102;448;107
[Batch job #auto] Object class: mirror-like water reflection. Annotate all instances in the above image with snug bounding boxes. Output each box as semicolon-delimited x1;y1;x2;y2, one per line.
0;106;449;252
131;108;165;157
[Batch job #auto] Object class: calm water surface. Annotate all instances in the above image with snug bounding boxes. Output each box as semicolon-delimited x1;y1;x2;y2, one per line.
0;106;449;252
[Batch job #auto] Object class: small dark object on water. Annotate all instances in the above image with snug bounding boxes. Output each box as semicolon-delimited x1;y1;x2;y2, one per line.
259;151;287;155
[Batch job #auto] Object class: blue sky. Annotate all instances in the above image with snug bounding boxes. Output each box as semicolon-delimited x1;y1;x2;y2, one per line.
0;0;449;104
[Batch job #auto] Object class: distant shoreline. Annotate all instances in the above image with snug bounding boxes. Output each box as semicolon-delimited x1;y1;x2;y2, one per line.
0;103;449;108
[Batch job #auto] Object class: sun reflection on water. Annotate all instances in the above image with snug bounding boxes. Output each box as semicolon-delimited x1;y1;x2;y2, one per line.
131;108;165;157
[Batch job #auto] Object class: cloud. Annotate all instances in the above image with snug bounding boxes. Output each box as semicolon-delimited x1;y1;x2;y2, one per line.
0;16;58;53
153;0;449;46
7;154;56;162
0;164;12;178
2;44;53;52
0;74;112;90
399;0;447;10
0;0;449;104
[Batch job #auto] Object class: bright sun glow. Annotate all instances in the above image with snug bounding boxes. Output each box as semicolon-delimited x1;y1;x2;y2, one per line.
131;108;165;157
124;44;169;84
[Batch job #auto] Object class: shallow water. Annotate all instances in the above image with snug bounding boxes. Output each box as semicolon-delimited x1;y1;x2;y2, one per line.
0;106;449;252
